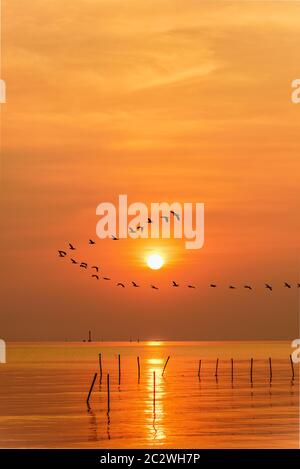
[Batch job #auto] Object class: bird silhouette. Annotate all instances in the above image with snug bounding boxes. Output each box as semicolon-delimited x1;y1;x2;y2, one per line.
160;216;169;222
297;283;300;288
117;282;125;288
69;243;75;250
229;285;236;289
265;284;273;291
147;217;152;224
210;284;217;288
103;277;111;280
188;285;196;289
170;210;180;221
151;285;159;290
111;235;119;240
128;227;136;233
70;258;78;264
89;239;96;245
80;262;88;269
132;281;139;287
284;282;291;288
172;281;179;287
91;266;99;272
136;225;144;232
92;275;99;280
58;250;67;257
244;285;252;290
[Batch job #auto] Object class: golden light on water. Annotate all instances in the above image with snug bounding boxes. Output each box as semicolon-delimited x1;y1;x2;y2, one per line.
146;253;164;270
145;357;166;442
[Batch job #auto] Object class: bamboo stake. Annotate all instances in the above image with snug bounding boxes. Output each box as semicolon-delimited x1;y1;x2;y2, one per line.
269;357;272;381
99;353;102;384
107;373;110;414
118;354;121;385
231;358;234;382
162;356;170;376
153;371;156;410
198;359;201;379
250;358;253;384
290;354;295;381
86;372;97;407
137;356;140;382
215;358;219;377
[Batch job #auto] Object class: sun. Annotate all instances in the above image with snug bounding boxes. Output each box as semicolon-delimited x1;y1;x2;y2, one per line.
147;253;164;270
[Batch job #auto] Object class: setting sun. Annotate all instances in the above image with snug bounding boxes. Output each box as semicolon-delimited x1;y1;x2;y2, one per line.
147;253;164;270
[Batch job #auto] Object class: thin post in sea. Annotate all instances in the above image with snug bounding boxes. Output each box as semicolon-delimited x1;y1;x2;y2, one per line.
198;359;201;379
153;370;156;412
289;354;295;381
162;356;170;377
86;372;97;408
137;356;140;382
99;353;103;384
215;358;219;378
107;373;110;414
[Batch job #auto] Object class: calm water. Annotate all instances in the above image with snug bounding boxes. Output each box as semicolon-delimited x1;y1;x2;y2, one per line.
0;341;298;448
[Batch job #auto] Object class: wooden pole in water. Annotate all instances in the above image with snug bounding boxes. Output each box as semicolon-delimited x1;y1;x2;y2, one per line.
269;357;272;381
86;372;97;406
250;358;253;384
118;354;121;385
162;356;170;376
231;358;234;382
153;371;156;410
107;373;110;414
99;353;103;384
137;356;140;382
215;358;219;377
198;359;201;378
289;354;295;381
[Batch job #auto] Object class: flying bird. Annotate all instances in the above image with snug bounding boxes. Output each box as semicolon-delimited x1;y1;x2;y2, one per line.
132;281;139;287
92;275;99;280
210;284;217;288
136;225;144;232
117;282;125;288
111;235;119;240
188;285;196;289
297;283;300;288
128;227;136;233
244;285;252;290
229;285;236;289
103;277;111;280
70;258;78;264
265;284;273;291
147;217;152;224
284;282;291;288
69;243;75;250
172;281;179;287
161;216;169;222
89;239;96;245
91;266;99;272
80;262;88;269
170;210;180;221
58;250;67;257
151;285;159;290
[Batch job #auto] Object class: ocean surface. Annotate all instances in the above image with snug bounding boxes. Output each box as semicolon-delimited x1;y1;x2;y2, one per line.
0;341;298;448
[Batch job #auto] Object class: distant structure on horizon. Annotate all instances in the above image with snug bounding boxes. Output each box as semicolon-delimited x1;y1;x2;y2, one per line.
88;330;92;342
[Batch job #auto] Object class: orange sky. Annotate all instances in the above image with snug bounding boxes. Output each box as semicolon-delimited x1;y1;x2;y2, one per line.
1;0;299;340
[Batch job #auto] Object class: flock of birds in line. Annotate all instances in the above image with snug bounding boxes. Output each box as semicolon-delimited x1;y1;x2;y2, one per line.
57;238;299;292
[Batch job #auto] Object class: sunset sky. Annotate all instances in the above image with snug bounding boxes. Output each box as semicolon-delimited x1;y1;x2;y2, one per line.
1;0;299;340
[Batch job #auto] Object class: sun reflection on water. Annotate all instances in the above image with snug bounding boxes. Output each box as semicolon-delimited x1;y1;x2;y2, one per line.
145;357;166;442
